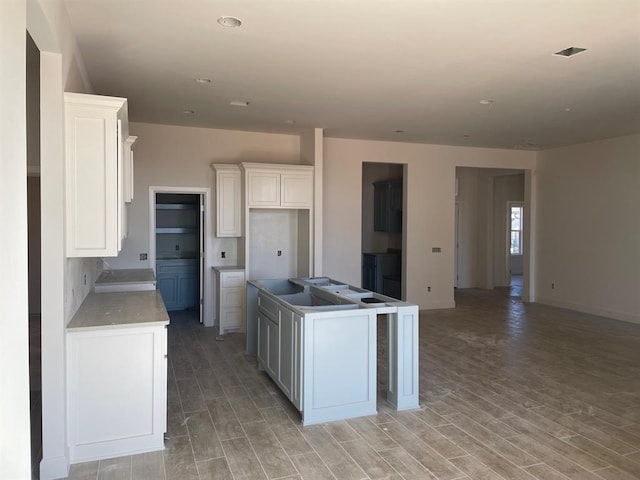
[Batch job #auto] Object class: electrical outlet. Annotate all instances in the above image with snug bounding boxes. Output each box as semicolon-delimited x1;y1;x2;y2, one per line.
84;274;87;285
140;253;147;261
552;282;555;289
175;244;180;251
427;286;431;292
432;247;442;253
221;251;226;258
277;250;282;256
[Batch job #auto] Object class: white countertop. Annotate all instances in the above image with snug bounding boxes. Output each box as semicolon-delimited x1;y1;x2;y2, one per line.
95;268;156;286
212;265;244;272
67;291;169;331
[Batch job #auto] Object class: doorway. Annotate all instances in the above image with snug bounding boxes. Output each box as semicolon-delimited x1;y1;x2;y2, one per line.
150;188;208;324
361;163;405;299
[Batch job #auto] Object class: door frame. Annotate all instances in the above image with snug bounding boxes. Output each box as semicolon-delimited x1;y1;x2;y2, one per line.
149;186;213;326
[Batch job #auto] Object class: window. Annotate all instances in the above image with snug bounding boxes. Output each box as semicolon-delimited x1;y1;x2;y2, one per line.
510;204;523;255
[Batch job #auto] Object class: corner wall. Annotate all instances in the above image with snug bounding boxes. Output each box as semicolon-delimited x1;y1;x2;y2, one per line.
535;134;640;323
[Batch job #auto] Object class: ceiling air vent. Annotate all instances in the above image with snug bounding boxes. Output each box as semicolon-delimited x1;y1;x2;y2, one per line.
554;47;587;57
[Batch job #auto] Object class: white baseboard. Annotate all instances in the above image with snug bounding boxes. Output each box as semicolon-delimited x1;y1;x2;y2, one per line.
535;297;640;325
40;454;69;480
420;300;456;310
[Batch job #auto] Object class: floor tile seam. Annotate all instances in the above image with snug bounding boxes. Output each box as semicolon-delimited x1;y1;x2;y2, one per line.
239;417;290;480
286;449;339;480
327;428;405;480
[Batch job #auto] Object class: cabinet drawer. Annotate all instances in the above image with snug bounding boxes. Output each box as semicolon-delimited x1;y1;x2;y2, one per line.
156;261;198;275
222;272;245;288
258;293;279;320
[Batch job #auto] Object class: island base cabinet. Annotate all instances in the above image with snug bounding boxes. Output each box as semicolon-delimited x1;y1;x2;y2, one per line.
67;325;167;462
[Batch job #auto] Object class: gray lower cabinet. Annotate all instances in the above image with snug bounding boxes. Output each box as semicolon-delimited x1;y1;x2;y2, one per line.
362;252;401;298
156;260;199;311
257;294;302;409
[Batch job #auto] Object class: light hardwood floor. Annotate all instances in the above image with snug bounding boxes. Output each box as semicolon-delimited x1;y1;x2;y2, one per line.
66;287;640;480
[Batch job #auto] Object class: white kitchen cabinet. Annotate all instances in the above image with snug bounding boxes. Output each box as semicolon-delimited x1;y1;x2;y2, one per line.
123;136;137;203
66;291;169;463
243;163;313;209
65;92;129;257
212;164;241;236
214;267;245;334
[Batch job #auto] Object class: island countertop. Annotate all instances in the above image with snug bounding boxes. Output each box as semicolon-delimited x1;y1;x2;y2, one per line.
67;290;169;331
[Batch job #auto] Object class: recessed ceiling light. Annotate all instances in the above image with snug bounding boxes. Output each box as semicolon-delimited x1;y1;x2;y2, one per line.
563;107;572;112
217;16;242;27
285;120;296;125
479;99;494;105
463;134;471;138
182;109;195;114
229;100;249;107
554;46;587;57
194;77;211;84
395;130;405;133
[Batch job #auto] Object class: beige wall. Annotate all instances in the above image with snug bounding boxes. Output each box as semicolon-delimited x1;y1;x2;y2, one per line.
324;138;536;309
536;134;640;323
109;122;302;270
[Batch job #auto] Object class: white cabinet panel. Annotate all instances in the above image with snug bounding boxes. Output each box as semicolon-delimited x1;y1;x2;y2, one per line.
243;164;313;209
212;164;241;237
65;93;129;257
247;170;281;207
215;268;245;334
281;173;313;208
67;324;166;462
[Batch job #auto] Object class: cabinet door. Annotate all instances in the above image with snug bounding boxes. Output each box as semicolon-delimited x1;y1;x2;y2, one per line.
291;313;303;410
267;317;280;378
257;312;268;368
281;172;313;208
278;306;294;398
67;325;166;461
65;96;124;257
157;274;179;310
178;273;199;310
247;171;281;207
216;167;241;237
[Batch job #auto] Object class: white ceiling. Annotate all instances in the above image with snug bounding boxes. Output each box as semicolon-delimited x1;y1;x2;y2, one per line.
63;0;640;149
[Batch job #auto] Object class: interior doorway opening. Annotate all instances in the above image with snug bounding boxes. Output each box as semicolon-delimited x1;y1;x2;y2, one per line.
150;189;206;324
361;162;405;299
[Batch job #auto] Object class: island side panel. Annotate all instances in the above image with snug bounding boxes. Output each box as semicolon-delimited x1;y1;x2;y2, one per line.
387;304;420;410
301;310;377;425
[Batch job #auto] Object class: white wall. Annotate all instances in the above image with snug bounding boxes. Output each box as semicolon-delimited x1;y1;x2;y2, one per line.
1;2;31;478
536;134;640;323
324;138;536;309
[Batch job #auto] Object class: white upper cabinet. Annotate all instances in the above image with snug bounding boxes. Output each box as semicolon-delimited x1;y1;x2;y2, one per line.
123;136;137;203
65;93;129;257
243;163;313;209
212;164;241;237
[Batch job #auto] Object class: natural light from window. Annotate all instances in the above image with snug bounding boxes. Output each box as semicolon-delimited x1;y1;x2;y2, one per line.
510;205;523;255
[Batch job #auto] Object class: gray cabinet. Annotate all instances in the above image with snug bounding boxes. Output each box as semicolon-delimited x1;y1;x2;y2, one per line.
362;252;401;299
156;260;199;311
256;292;303;409
373;180;402;233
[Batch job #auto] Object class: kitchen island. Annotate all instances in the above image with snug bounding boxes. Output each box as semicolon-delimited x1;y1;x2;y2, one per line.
247;277;419;426
66;290;169;462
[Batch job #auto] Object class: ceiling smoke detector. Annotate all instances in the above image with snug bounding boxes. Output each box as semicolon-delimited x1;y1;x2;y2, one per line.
554;47;587;57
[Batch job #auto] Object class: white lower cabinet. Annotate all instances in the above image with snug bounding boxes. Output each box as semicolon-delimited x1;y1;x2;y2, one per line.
67;324;167;462
214;268;245;334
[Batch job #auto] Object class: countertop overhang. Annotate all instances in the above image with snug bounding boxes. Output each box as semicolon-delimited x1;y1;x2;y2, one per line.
95;268;156;286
